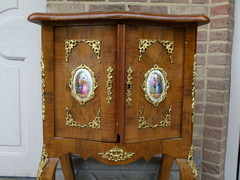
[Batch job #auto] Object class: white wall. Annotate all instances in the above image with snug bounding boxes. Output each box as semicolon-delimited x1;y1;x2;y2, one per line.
225;2;240;179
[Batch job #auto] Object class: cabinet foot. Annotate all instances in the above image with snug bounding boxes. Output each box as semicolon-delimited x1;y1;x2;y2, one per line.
38;158;59;180
158;154;174;180
176;158;197;180
60;153;75;180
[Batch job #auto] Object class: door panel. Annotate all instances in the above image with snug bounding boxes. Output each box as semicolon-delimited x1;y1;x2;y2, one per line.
54;26;118;142
124;25;185;143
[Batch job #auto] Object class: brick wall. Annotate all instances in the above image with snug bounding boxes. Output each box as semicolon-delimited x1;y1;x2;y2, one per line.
46;0;235;179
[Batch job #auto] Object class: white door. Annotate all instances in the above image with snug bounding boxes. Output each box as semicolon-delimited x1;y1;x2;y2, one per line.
0;0;45;177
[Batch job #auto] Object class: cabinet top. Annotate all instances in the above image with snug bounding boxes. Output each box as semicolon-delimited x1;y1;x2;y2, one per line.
28;12;209;26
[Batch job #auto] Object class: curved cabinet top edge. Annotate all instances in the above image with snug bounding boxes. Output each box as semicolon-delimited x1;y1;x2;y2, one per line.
28;11;209;26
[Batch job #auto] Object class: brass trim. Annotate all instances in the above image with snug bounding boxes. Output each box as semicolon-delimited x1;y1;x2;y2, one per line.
138;106;171;129
187;145;198;179
69;64;98;105
106;65;113;105
66;106;101;129
158;40;174;64
65;40;101;63
126;65;133;106
192;54;196;123
139;39;156;61
98;146;135;162
37;144;49;179
41;53;46;121
142;64;170;107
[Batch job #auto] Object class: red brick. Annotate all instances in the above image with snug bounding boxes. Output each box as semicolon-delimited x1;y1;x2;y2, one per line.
195;90;204;101
202;173;224;180
196;79;204;89
193;138;202;146
212;0;233;3
193;125;203;137
196;55;206;65
210;17;232;29
209;43;230;53
128;5;167;14
170;6;208;16
89;5;125;12
197;43;207;53
210;30;231;41
202;161;224;174
151;0;188;3
46;3;85;13
203;150;226;163
207;67;229;78
203;138;226;151
203;127;227;140
197;31;208;41
207;79;230;90
211;5;230;16
205;115;228;127
192;0;209;3
208;55;230;65
194;114;204;125
205;104;228;115
196;66;205;78
206;91;229;103
195;103;204;113
110;0;146;2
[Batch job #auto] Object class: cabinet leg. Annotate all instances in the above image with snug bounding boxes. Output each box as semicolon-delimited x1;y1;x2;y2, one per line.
38;157;59;180
60;153;75;180
176;159;197;180
158;154;174;180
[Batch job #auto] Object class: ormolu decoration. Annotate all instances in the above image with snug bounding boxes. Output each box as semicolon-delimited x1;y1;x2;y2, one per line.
142;64;170;107
69;64;98;105
138;39;174;63
187;145;198;179
126;65;133;106
106;65;113;105
98;146;135;162
192;54;196;123
65;40;101;63
66;106;101;129
138;39;156;61
158;40;174;64
37;144;49;179
138;106;172;129
41;53;46;121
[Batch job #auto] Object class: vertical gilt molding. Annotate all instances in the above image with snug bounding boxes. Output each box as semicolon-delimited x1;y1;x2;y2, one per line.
192;54;197;123
106;65;114;105
65;40;101;63
41;53;46;121
126;65;133;106
37;144;49;180
187;145;198;179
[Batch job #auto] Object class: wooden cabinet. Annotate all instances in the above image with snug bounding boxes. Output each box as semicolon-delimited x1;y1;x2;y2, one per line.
28;12;209;180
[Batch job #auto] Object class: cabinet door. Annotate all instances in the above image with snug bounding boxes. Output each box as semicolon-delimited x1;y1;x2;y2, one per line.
124;25;185;143
54;25;118;142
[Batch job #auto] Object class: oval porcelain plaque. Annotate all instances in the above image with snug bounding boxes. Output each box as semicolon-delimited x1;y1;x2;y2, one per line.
142;64;169;106
69;64;98;105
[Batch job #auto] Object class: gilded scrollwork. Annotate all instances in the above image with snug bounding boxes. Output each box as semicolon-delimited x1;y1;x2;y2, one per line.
37;144;49;179
158;40;174;64
106;65;113;105
187;145;198;179
98;146;135;162
138;39;174;63
138;106;172;129
192;54;196;123
41;53;46;121
66;106;101;129
126;65;133;106
142;64;170;107
138;39;156;61
69;64;98;106
65;40;101;63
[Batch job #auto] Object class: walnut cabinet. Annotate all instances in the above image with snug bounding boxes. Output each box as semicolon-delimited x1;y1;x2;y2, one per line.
28;12;209;180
